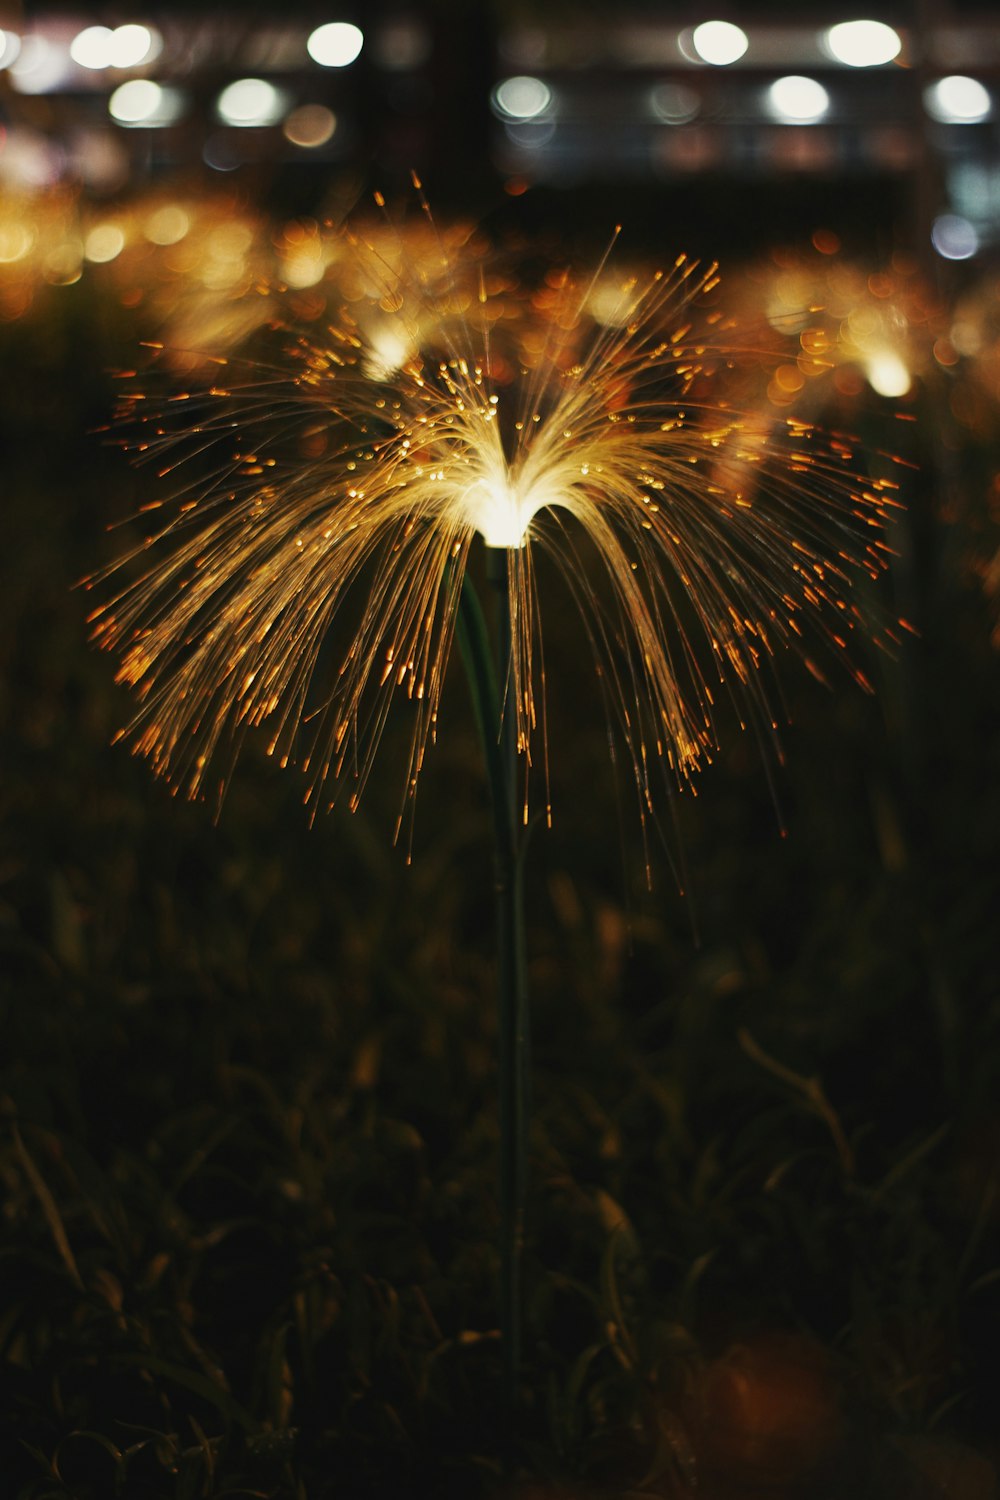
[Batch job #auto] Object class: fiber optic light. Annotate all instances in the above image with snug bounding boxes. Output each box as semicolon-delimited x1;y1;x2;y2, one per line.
931;213;978;260
824;21;901;67
217;78;287;127
767;76;830;123
691;21;748;66
924;76;991;124
307;22;363;67
491;75;552;120
109;79;183;126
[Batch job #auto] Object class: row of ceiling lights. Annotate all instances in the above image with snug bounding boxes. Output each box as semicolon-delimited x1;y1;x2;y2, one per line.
0;20;366;89
494;70;994;127
686;18;901;68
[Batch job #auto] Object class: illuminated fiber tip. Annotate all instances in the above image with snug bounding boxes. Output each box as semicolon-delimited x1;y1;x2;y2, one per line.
91;207;902;852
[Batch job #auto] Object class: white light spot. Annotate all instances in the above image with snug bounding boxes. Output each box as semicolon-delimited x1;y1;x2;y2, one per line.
109;79;183;127
924;76;991;124
691;21;749;66
8;35;71;94
71;26;114;69
492;74;552;120
217;78;286;127
0;30;22;70
824;21;901;68
109;24;158;68
307;22;364;68
931;213;979;261
767;75;830;123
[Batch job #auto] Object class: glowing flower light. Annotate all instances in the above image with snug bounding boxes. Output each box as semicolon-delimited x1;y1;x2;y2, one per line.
89;194;905;842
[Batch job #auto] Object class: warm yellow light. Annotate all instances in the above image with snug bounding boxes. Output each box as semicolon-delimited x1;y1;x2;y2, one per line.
85;223;126;262
144;204;191;245
0;222;33;262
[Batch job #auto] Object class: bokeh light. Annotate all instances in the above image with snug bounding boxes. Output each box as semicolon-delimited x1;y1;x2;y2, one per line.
109;80;184;127
767;76;830;123
691;21;749;66
491;75;552;120
306;22;364;68
283;104;338;149
824;21;901;68
931;213;979;260
924;76;992;124
216;78;287;128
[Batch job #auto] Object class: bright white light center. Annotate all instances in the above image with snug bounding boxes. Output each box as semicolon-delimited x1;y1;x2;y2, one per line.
767;75;830;122
217;78;285;127
691;21;748;66
866;351;910;397
924;75;991;124
825;21;901;67
468;474;549;549
109;79;183;127
307;22;364;68
492;75;552;120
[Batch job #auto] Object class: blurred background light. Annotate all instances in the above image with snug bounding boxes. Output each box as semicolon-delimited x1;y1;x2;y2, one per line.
865;349;911;396
71;26;116;69
109;80;184;127
931;213;979;260
71;23;158;71
306;22;364;68
216;78;287;128
924;76;991;124
690;21;749;66
649;82;700;124
824;20;901;68
0;29;22;69
372;19;430;71
283;104;338;148
767;75;830;123
8;35;71;94
491;75;552;120
144;204;191;244
84;223;126;263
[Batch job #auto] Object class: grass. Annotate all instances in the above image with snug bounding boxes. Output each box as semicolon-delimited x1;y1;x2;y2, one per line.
1;282;999;1498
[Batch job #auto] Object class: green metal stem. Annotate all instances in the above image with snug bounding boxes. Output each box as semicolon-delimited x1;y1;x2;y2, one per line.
455;549;530;1461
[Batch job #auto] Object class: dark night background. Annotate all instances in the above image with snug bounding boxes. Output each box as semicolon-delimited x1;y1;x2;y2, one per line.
2;2;1000;1496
